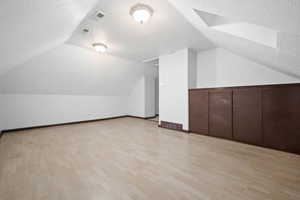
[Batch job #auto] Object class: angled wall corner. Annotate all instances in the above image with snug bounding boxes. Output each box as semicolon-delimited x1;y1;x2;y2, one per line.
194;9;278;49
277;32;300;56
127;76;156;118
193;9;235;27
213;23;278;49
159;48;196;131
196;48;300;89
0;43;158;130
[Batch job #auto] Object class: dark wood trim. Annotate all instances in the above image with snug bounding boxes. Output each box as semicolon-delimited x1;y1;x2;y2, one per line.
130;115;158;120
1;115;162;134
182;129;190;133
0;131;4;139
261;88;265;147
208;91;210;135
2;115;131;133
190;83;300;91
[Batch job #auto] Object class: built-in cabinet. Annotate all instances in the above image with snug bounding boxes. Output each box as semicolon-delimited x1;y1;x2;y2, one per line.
209;90;233;140
189;83;300;155
189;90;209;134
233;88;262;146
262;87;300;153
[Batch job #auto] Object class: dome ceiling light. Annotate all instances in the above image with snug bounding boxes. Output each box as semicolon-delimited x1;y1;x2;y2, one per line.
92;43;108;53
130;3;154;24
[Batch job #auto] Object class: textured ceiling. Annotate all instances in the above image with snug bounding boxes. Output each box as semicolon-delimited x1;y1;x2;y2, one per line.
168;0;300;78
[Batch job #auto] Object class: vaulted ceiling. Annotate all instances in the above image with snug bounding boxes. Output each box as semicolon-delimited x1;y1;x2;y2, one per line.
0;0;98;75
0;0;213;76
0;0;299;79
67;0;213;61
168;0;300;78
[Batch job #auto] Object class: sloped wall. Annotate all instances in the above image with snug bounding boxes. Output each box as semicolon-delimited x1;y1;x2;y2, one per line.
197;48;300;88
0;0;97;75
0;44;156;95
0;44;157;130
197;49;217;88
0;94;127;130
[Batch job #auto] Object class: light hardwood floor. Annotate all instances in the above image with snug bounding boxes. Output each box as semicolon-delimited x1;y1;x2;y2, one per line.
0;117;300;200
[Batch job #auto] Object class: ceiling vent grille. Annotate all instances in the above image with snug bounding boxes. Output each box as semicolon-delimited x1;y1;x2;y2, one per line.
96;11;105;19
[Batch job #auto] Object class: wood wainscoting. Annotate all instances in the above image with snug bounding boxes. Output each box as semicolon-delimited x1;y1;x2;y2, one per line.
189;83;300;155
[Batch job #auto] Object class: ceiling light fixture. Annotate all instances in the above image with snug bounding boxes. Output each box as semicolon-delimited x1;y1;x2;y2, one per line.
130;3;154;24
92;43;108;53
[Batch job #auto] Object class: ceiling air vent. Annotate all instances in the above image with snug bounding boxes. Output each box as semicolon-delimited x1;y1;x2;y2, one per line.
82;28;89;33
96;11;105;19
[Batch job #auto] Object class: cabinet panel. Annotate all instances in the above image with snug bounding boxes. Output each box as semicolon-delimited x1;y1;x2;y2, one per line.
189;90;209;134
189;84;300;155
209;90;233;139
233;88;262;145
262;86;300;153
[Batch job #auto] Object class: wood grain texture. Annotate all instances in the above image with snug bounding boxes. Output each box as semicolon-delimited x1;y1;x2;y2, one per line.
262;86;300;154
189;90;209;134
0;117;300;200
209;90;233;140
190;83;300;155
233;88;262;146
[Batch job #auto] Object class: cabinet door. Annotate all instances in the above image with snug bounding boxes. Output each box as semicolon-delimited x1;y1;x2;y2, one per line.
262;86;300;153
209;90;233;139
189;90;209;134
233;88;262;145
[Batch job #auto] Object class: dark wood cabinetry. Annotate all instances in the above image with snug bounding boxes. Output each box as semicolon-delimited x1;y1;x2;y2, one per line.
189;83;300;155
262;86;300;154
233;88;262;146
209;90;233;139
189;90;209;134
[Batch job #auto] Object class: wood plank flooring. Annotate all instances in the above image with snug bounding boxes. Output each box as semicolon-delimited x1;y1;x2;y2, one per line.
0;117;300;200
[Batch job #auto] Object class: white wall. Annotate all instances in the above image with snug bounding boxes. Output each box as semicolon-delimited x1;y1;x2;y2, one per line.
0;94;127;130
197;49;217;88
188;49;198;88
155;77;159;115
213;23;278;48
145;76;156;118
159;49;190;130
127;76;156;118
0;44;157;130
197;48;300;88
0;44;156;96
127;77;146;118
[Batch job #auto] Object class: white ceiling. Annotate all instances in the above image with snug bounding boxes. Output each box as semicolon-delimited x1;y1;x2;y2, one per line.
170;0;300;34
67;0;214;62
168;0;300;78
0;0;98;75
0;0;299;81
